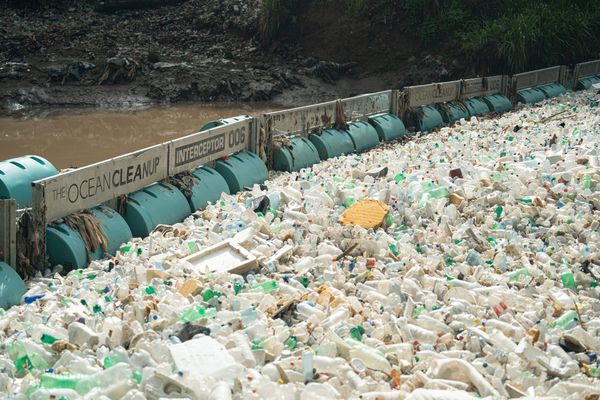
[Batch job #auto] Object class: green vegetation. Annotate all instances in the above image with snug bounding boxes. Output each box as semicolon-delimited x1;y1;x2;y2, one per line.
257;0;599;74
403;0;600;73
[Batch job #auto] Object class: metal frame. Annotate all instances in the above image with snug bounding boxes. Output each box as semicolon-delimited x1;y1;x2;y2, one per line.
0;199;16;268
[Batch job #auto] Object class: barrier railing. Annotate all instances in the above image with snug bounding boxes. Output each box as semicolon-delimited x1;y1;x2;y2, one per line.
460;75;507;99
512;66;563;91
168;117;252;176
403;80;462;108
9;59;599;272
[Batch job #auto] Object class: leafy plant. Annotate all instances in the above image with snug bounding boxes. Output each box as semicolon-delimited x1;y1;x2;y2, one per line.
259;0;292;45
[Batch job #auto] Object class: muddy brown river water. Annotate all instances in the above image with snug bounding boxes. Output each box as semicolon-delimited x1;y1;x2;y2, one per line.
0;103;280;169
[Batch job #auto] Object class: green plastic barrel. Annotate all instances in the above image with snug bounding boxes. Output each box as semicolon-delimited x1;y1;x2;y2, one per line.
199;115;249;132
215;151;268;194
46;224;88;270
345;121;380;152
537;83;566;98
0;262;26;309
437;102;469;124
123;183;191;238
461;98;490;116
47;205;132;270
415;105;443;132
188;166;230;210
309;129;355;160
576;75;600;90
273;137;320;172
0;155;58;207
368;113;406;141
483;94;512;113
516;88;547;104
90;205;133;257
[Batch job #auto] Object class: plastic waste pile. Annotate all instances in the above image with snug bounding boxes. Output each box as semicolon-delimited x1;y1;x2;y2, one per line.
1;89;600;400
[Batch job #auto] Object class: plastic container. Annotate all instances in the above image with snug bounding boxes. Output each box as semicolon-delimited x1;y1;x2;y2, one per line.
215;151;268;193
0;261;26;309
309;129;355;160
415;105;443;132
199;115;250;132
368;113;406;141
123;182;191;238
516;88;547;104
437;102;469;124
344;121;380;152
47;205;132;270
273;137;320;172
537;83;566;98
577;75;600;90
0;155;58;207
483;94;513;113
188;166;230;211
460;98;490;116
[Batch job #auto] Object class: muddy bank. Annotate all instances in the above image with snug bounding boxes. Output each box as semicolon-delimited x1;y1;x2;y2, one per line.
0;0;458;115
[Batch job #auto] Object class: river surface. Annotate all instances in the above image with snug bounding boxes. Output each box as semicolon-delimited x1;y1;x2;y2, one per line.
0;103;280;169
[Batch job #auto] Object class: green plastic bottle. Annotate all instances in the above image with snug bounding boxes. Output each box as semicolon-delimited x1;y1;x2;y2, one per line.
253;280;278;293
506;268;531;282
179;305;217;323
551;310;578;330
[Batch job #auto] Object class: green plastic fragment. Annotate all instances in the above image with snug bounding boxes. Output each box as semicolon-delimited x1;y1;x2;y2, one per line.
145;286;156;295
350;325;365;341
40;334;59;345
253;280;278;293
286;336;297;350
394;173;406;183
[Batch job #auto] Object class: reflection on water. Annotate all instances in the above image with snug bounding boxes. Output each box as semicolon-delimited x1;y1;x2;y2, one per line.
0;103;280;169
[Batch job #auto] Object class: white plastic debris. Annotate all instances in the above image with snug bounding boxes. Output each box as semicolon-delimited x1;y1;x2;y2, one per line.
1;89;600;399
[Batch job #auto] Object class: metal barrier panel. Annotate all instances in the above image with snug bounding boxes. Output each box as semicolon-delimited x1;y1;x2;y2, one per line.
35;144;169;222
461;75;506;99
265;100;337;137
340;90;392;119
168;119;251;176
0;199;16;268
513;66;561;91
405;80;461;108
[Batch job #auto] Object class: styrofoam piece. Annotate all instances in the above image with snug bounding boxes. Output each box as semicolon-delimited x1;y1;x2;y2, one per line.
181;239;258;274
169;337;242;381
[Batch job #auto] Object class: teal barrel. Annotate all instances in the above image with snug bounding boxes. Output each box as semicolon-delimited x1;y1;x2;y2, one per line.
46;224;87;270
516;88;547;104
188;166;230;211
199;115;249;131
273;137;320;172
577;75;600;90
461;98;490;116
537;83;566;98
0;262;26;309
345;121;380;152
47;205;133;270
215;151;268;193
123;183;191;238
309;129;355;160
0;155;58;207
90;205;133;258
368;113;406;141
437;102;469;124
415;105;443;132
483;94;512;113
